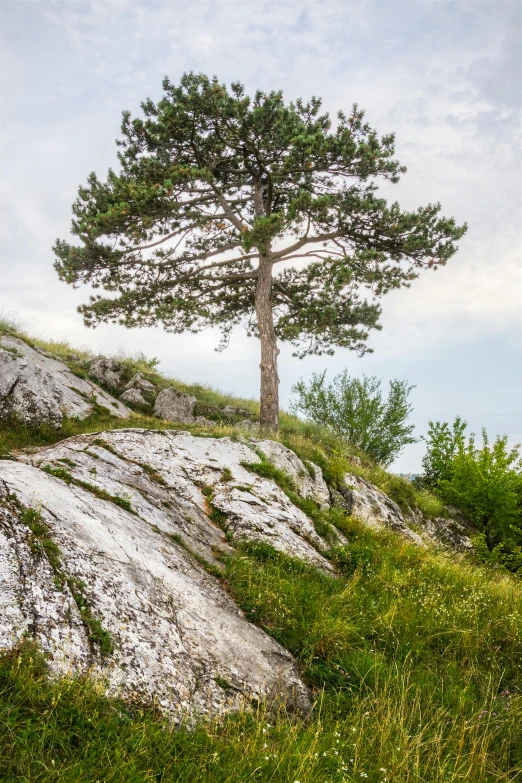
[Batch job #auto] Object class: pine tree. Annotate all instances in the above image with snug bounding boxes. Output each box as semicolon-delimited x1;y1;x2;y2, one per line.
54;73;467;430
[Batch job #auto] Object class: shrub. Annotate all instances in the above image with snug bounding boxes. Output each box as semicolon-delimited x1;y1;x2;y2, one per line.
438;430;522;550
423;420;522;563
291;370;416;466
421;417;467;489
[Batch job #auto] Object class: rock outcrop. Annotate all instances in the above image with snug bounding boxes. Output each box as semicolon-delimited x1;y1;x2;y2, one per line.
0;415;477;721
338;472;424;545
255;440;330;508
0;428;339;720
0;337;130;426
154;388;196;423
0;457;310;721
421;515;474;552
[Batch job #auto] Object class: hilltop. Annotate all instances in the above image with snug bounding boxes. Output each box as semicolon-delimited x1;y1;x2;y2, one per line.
0;318;521;783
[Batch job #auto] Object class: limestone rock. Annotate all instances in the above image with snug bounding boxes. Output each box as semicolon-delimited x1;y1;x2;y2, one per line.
0;337;130;426
154;388;196;423
88;356;126;389
21;429;331;570
193;415;217;427
256;440;330;508
120;387;147;406
237;419;259;432
340;472;423;545
124;372;156;395
0;456;311;721
421;516;474;552
222;405;253;417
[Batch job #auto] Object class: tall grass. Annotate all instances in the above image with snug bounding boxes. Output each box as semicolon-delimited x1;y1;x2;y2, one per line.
1;520;521;781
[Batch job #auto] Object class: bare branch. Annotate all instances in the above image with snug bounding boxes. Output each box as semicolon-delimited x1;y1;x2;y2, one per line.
272;232;343;261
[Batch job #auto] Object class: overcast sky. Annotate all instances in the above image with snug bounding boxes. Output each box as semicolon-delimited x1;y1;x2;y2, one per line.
1;0;521;471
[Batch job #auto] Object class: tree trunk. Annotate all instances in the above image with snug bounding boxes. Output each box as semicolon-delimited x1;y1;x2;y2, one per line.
255;253;279;431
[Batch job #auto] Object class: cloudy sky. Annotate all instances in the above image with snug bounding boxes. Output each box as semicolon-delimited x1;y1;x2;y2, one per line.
1;0;521;471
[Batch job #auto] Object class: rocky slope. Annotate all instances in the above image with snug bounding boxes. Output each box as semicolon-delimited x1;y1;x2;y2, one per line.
0;336;475;722
0;429;339;721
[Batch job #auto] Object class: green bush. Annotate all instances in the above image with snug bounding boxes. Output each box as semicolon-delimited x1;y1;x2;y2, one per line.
439;430;522;548
423;420;522;565
291;370;416;466
421;417;467;488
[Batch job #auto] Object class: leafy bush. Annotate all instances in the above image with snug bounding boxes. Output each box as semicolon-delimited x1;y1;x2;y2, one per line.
440;431;522;548
472;533;522;573
421;417;467;488
423;420;522;563
291;370;416;466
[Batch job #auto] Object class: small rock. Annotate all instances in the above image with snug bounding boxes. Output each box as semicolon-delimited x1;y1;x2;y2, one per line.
222;405;253;417
124;373;156;395
154;388;196;423
89;357;125;389
120;388;148;406
193;416;217;427
237;419;259;432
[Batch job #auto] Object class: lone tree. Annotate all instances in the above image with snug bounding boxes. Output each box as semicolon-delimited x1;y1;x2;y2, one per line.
54;73;467;431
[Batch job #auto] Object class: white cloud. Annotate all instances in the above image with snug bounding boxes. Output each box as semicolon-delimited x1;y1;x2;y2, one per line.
1;0;520;471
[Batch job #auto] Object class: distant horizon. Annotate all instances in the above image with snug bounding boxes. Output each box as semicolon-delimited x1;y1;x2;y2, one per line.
1;0;521;472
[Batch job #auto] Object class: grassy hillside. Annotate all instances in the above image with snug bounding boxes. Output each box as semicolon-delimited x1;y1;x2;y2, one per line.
0;317;440;519
1;319;521;782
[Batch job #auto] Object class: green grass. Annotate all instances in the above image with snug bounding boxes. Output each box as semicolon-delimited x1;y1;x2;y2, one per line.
1;521;521;782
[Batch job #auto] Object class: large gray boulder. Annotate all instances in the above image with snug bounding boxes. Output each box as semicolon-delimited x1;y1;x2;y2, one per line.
154;388;196;423
339;472;423;545
0;337;131;426
0;428;346;720
88;357;126;389
0;460;310;721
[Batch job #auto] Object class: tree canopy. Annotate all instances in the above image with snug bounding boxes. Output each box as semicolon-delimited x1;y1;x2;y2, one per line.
54;72;467;429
